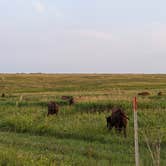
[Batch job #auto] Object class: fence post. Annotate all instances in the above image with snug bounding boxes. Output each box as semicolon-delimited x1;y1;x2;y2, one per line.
133;97;139;166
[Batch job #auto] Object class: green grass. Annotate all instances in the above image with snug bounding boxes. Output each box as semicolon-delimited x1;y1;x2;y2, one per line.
0;74;166;165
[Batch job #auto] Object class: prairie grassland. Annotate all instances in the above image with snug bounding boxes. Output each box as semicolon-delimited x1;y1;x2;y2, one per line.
0;74;166;166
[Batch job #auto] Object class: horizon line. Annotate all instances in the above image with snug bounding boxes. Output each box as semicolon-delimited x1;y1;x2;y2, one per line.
0;72;166;75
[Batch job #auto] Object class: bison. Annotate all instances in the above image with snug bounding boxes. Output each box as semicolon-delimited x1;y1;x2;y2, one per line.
1;93;5;97
61;96;75;105
138;91;150;96
106;108;129;137
47;101;59;116
157;92;162;96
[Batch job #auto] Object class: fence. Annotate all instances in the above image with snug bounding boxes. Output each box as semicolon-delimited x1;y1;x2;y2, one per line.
132;97;166;166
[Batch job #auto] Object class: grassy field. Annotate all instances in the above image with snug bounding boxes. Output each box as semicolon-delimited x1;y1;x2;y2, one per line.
0;74;166;166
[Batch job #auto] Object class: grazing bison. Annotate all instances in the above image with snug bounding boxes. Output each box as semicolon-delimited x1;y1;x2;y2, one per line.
138;91;150;96
1;93;5;97
47;101;59;116
69;97;75;105
158;92;162;96
106;108;129;137
61;96;75;105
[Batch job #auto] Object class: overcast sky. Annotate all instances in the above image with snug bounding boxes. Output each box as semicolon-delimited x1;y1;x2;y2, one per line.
0;0;166;73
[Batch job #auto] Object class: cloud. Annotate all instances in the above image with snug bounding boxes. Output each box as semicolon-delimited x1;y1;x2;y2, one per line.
33;0;45;13
32;1;63;17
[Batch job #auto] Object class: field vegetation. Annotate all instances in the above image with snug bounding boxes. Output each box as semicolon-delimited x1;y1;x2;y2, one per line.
0;74;166;166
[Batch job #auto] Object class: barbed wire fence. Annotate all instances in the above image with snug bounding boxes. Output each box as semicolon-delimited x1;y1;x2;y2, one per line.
132;97;166;166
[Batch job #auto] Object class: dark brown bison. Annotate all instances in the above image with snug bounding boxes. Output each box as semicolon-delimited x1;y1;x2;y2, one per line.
138;91;150;96
1;93;5;97
106;108;129;137
69;97;75;105
61;96;75;105
47;101;59;116
157;92;162;96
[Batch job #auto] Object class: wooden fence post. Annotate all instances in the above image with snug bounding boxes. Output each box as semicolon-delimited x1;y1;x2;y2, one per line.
133;97;139;166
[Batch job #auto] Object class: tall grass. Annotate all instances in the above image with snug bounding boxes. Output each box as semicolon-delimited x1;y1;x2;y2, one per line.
0;74;166;165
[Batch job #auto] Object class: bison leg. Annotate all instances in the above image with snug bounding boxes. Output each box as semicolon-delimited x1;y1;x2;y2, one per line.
107;122;109;128
107;123;112;130
123;127;127;138
115;125;121;135
117;127;122;133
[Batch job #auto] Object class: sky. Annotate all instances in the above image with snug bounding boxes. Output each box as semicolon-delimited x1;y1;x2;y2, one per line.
0;0;166;73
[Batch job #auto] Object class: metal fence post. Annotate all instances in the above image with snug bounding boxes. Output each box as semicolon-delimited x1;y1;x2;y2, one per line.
133;96;139;166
